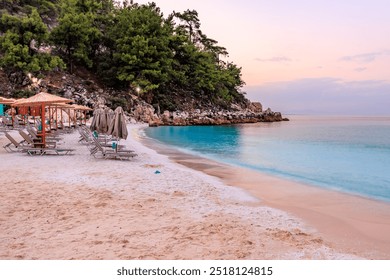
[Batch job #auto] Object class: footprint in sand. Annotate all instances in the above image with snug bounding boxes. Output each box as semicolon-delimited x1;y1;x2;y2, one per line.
172;191;186;197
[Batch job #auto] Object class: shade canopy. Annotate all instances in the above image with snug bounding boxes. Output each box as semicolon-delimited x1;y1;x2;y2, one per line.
50;102;75;109
11;92;72;147
13;92;72;106
0;97;16;105
73;104;92;111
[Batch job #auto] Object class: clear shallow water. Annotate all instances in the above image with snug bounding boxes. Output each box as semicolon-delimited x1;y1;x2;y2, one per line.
145;116;390;202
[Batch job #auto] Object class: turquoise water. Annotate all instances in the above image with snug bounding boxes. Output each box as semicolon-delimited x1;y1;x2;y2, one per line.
144;116;390;202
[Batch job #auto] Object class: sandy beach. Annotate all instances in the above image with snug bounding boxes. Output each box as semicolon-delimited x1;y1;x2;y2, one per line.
1;125;389;260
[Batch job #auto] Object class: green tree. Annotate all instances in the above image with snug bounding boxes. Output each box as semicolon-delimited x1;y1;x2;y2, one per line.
0;0;247;110
0;0;58;24
50;0;103;73
107;3;173;92
163;9;245;105
0;7;64;72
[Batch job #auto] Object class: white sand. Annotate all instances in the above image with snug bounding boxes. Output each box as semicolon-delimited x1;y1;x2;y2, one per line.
0;125;379;259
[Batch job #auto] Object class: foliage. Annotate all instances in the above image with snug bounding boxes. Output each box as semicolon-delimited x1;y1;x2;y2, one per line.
0;7;64;72
0;0;247;109
106;3;173;92
11;89;35;98
0;0;59;25
49;0;104;73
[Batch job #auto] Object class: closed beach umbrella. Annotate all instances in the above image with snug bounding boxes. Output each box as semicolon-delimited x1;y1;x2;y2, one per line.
104;107;114;133
91;107;114;134
90;108;104;132
107;106;128;140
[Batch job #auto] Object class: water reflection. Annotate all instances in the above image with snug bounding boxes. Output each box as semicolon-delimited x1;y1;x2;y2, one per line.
145;125;241;158
144;116;390;201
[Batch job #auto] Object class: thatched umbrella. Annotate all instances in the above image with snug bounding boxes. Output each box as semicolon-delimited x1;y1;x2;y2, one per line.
13;92;72;146
50;103;75;130
0;97;16;105
73;104;92;125
107;106;128;140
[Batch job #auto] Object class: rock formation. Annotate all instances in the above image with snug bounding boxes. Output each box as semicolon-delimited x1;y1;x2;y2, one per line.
0;70;288;126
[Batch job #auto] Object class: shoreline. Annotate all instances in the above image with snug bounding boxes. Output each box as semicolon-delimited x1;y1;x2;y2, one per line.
1;125;389;259
139;127;390;259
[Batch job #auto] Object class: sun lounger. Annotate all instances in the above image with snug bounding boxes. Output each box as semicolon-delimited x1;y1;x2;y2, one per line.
19;130;57;148
23;147;75;156
78;128;124;149
89;136;137;160
26;126;63;141
3;132;28;152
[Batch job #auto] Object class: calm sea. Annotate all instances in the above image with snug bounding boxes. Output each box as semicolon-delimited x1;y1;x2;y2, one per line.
144;116;390;202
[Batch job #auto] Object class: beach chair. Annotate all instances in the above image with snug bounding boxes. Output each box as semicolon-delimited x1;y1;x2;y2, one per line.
0;117;10;132
89;136;137;160
26;125;63;141
3;132;29;152
23;147;75;156
78;127;95;144
19;130;58;148
21;129;74;155
79;128;123;149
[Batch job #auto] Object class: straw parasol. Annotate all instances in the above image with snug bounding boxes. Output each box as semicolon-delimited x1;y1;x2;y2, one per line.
73;105;92;111
14;92;72;105
72;104;92;125
14;92;72;146
49;102;75;130
107;106;128;140
0;97;16;105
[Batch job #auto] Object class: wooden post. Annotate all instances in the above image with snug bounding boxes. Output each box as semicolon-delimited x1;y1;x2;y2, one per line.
41;103;46;147
55;106;58;130
68;109;71;128
11;107;15;127
49;106;52;131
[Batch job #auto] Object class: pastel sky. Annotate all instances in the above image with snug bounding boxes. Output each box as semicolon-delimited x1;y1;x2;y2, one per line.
133;0;390;115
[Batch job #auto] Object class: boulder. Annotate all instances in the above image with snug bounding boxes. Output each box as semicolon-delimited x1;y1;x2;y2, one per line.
249;102;263;113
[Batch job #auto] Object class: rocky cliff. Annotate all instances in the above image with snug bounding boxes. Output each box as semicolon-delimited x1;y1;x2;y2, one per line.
0;69;288;126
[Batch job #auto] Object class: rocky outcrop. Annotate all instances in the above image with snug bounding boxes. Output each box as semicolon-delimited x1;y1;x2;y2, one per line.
130;95;160;124
1;69;288;126
249;102;263;113
128;97;288;127
146;106;287;127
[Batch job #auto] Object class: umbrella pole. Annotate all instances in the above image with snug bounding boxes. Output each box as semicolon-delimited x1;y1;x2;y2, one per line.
41;103;46;147
61;109;63;130
55;106;58;130
11;107;14;127
49;106;52;131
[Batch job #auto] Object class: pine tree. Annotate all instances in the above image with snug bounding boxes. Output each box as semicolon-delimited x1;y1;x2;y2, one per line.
0;7;64;73
49;0;102;73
